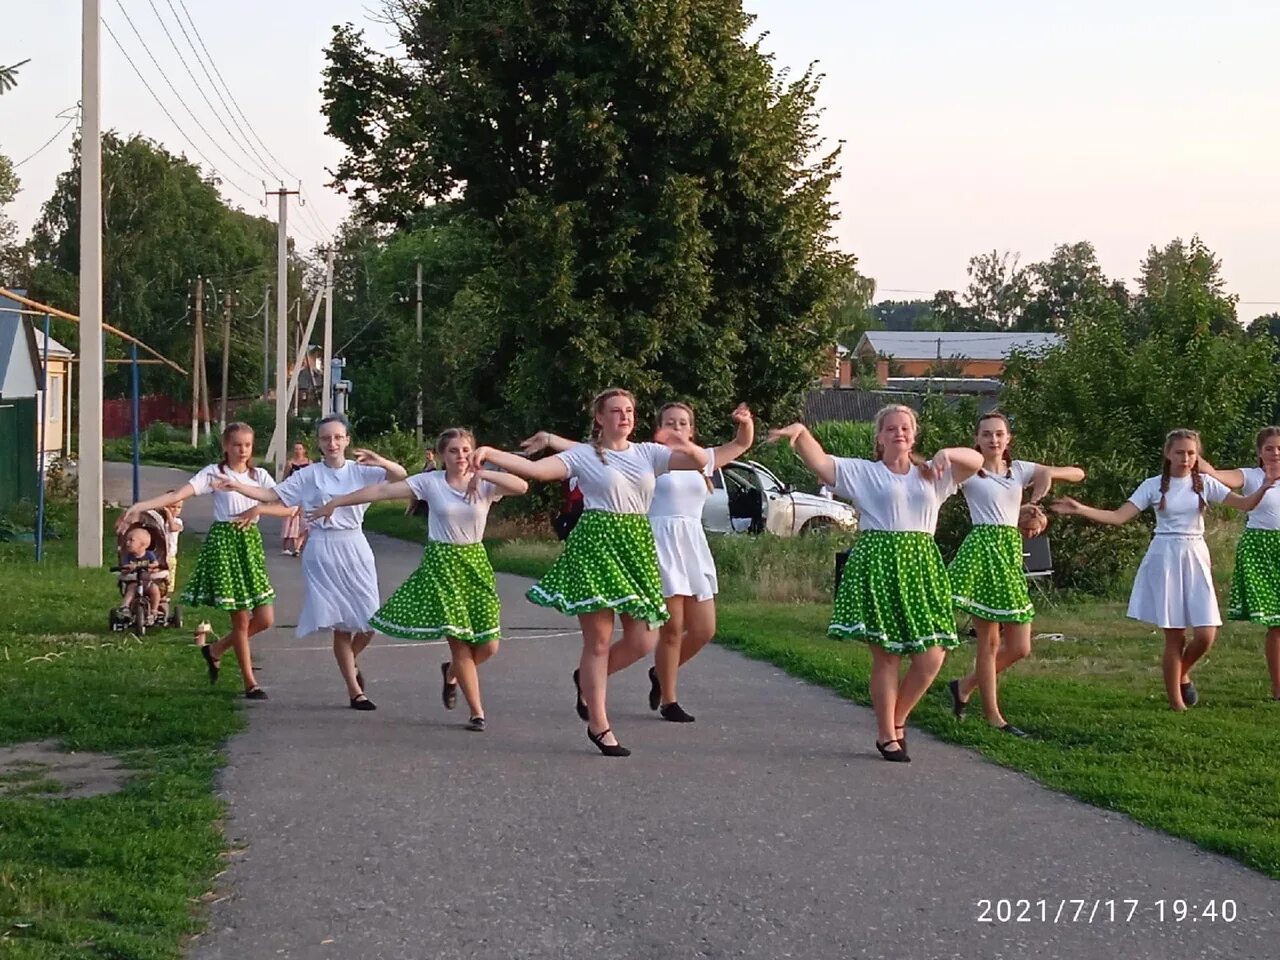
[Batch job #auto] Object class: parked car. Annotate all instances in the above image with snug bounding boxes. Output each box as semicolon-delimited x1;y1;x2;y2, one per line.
702;460;857;537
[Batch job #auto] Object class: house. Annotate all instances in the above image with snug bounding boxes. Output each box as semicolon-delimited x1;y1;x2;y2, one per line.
828;331;1061;387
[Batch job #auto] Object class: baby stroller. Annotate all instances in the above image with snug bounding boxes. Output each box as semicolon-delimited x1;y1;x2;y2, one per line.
109;509;183;635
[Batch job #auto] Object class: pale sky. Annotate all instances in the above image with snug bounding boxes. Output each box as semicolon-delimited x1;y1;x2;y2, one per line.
5;1;1278;319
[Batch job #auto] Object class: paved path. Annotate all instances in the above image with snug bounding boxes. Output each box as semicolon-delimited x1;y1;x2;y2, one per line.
109;464;1280;960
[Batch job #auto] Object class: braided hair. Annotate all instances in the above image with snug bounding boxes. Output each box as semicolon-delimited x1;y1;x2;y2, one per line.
1157;428;1205;512
589;388;636;465
973;411;1014;479
217;422;260;480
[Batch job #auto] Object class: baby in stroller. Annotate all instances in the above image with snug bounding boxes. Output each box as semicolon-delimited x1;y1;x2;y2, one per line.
110;510;181;632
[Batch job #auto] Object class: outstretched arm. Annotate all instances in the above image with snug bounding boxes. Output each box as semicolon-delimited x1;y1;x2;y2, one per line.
472;447;570;484
354;448;409;482
931;447;984;484
309;479;415;521
767;423;836;488
213;478;283;504
117;484;196;534
474;469;529;497
1028;464;1087;503
711;404;755;468
662;431;711;472
230;502;297;530
1050;497;1141;526
1199;460;1246;490
1223;474;1276;512
521;431;576;455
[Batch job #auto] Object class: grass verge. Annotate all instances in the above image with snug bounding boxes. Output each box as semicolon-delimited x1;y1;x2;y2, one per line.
0;507;240;959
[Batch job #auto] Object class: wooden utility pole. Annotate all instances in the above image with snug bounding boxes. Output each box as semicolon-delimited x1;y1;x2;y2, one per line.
293;299;301;417
266;186;299;476
191;276;204;447
219;289;233;429
321;248;335;417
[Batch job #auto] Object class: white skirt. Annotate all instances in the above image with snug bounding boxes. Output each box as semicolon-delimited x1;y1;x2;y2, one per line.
650;515;718;602
296;528;381;637
1127;535;1221;629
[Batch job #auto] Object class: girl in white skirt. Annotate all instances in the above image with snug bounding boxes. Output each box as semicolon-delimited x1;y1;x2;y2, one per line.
1052;428;1273;710
1199;426;1280;700
312;428;528;732
217;415;407;710
524;402;755;722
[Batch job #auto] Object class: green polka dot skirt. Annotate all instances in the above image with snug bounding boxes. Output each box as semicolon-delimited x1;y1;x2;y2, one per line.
370;540;500;644
179;521;275;612
830;531;959;653
527;510;669;627
1227;528;1280;626
949;524;1035;624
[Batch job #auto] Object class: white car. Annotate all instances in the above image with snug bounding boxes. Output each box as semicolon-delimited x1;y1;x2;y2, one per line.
702;460;857;537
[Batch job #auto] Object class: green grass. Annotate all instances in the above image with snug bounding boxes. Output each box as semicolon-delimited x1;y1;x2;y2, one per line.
0;506;241;959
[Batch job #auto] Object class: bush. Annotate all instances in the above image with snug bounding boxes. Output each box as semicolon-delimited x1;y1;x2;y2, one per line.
710;530;856;603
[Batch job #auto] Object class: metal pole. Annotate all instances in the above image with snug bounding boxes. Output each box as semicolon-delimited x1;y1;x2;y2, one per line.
37;314;51;563
272;190;290;477
130;341;140;504
321;248;335;416
78;0;104;567
262;283;270;400
191;277;203;446
219;290;231;429
415;261;423;443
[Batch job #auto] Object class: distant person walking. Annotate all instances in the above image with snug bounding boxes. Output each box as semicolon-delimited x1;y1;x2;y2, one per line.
281;441;311;556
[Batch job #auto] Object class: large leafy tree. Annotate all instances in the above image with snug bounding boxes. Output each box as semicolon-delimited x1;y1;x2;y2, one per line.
322;0;852;438
28;133;302;398
0;152;23;285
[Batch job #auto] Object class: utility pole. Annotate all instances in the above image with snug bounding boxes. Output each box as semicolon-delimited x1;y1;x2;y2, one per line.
198;284;211;439
322;247;335;417
78;0;104;567
262;283;270;400
293;299;301;417
415;261;423;444
219;289;233;429
266;186;299;476
190;276;204;447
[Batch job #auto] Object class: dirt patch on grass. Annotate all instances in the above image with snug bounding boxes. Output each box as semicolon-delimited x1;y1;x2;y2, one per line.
0;740;132;799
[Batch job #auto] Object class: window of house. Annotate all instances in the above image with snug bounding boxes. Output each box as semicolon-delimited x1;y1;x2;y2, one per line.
46;374;63;421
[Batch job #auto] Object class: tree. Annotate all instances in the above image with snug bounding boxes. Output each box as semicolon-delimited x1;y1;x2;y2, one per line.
963;250;1029;330
0;59;28;95
322;0;852;438
1018;241;1126;332
28;133;298;398
1132;236;1238;341
0;152;24;285
829;270;878;350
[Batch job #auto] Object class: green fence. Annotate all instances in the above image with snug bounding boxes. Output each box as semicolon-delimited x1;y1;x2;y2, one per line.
0;397;37;510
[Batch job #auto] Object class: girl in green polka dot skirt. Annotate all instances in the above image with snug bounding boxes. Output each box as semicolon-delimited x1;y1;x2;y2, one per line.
770;407;984;763
117;423;295;699
946;412;1084;737
312;428;529;731
472;388;710;758
1201;426;1280;700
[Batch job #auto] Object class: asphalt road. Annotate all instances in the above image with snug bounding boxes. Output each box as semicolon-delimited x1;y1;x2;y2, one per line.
107;463;1280;960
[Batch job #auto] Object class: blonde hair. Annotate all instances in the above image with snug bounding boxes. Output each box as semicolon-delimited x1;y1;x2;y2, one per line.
872;404;926;468
435;427;477;456
589;388;637;464
217;422;257;476
657;401;712;491
1159;428;1205;512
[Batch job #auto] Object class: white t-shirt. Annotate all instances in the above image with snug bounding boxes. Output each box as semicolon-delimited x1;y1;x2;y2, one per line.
1238;468;1280;531
166;517;183;559
832;457;957;533
959;459;1038;527
407;470;503;545
188;464;276;522
275;459;387;530
649;447;716;521
553;442;673;514
1126;473;1230;535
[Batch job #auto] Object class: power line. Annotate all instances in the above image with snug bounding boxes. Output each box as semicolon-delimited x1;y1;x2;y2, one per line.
13;106;80;168
138;0;277;184
101;17;256;202
171;0;300;184
149;0;280;183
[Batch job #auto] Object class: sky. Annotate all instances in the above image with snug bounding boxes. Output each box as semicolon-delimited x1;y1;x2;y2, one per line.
4;1;1279;319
